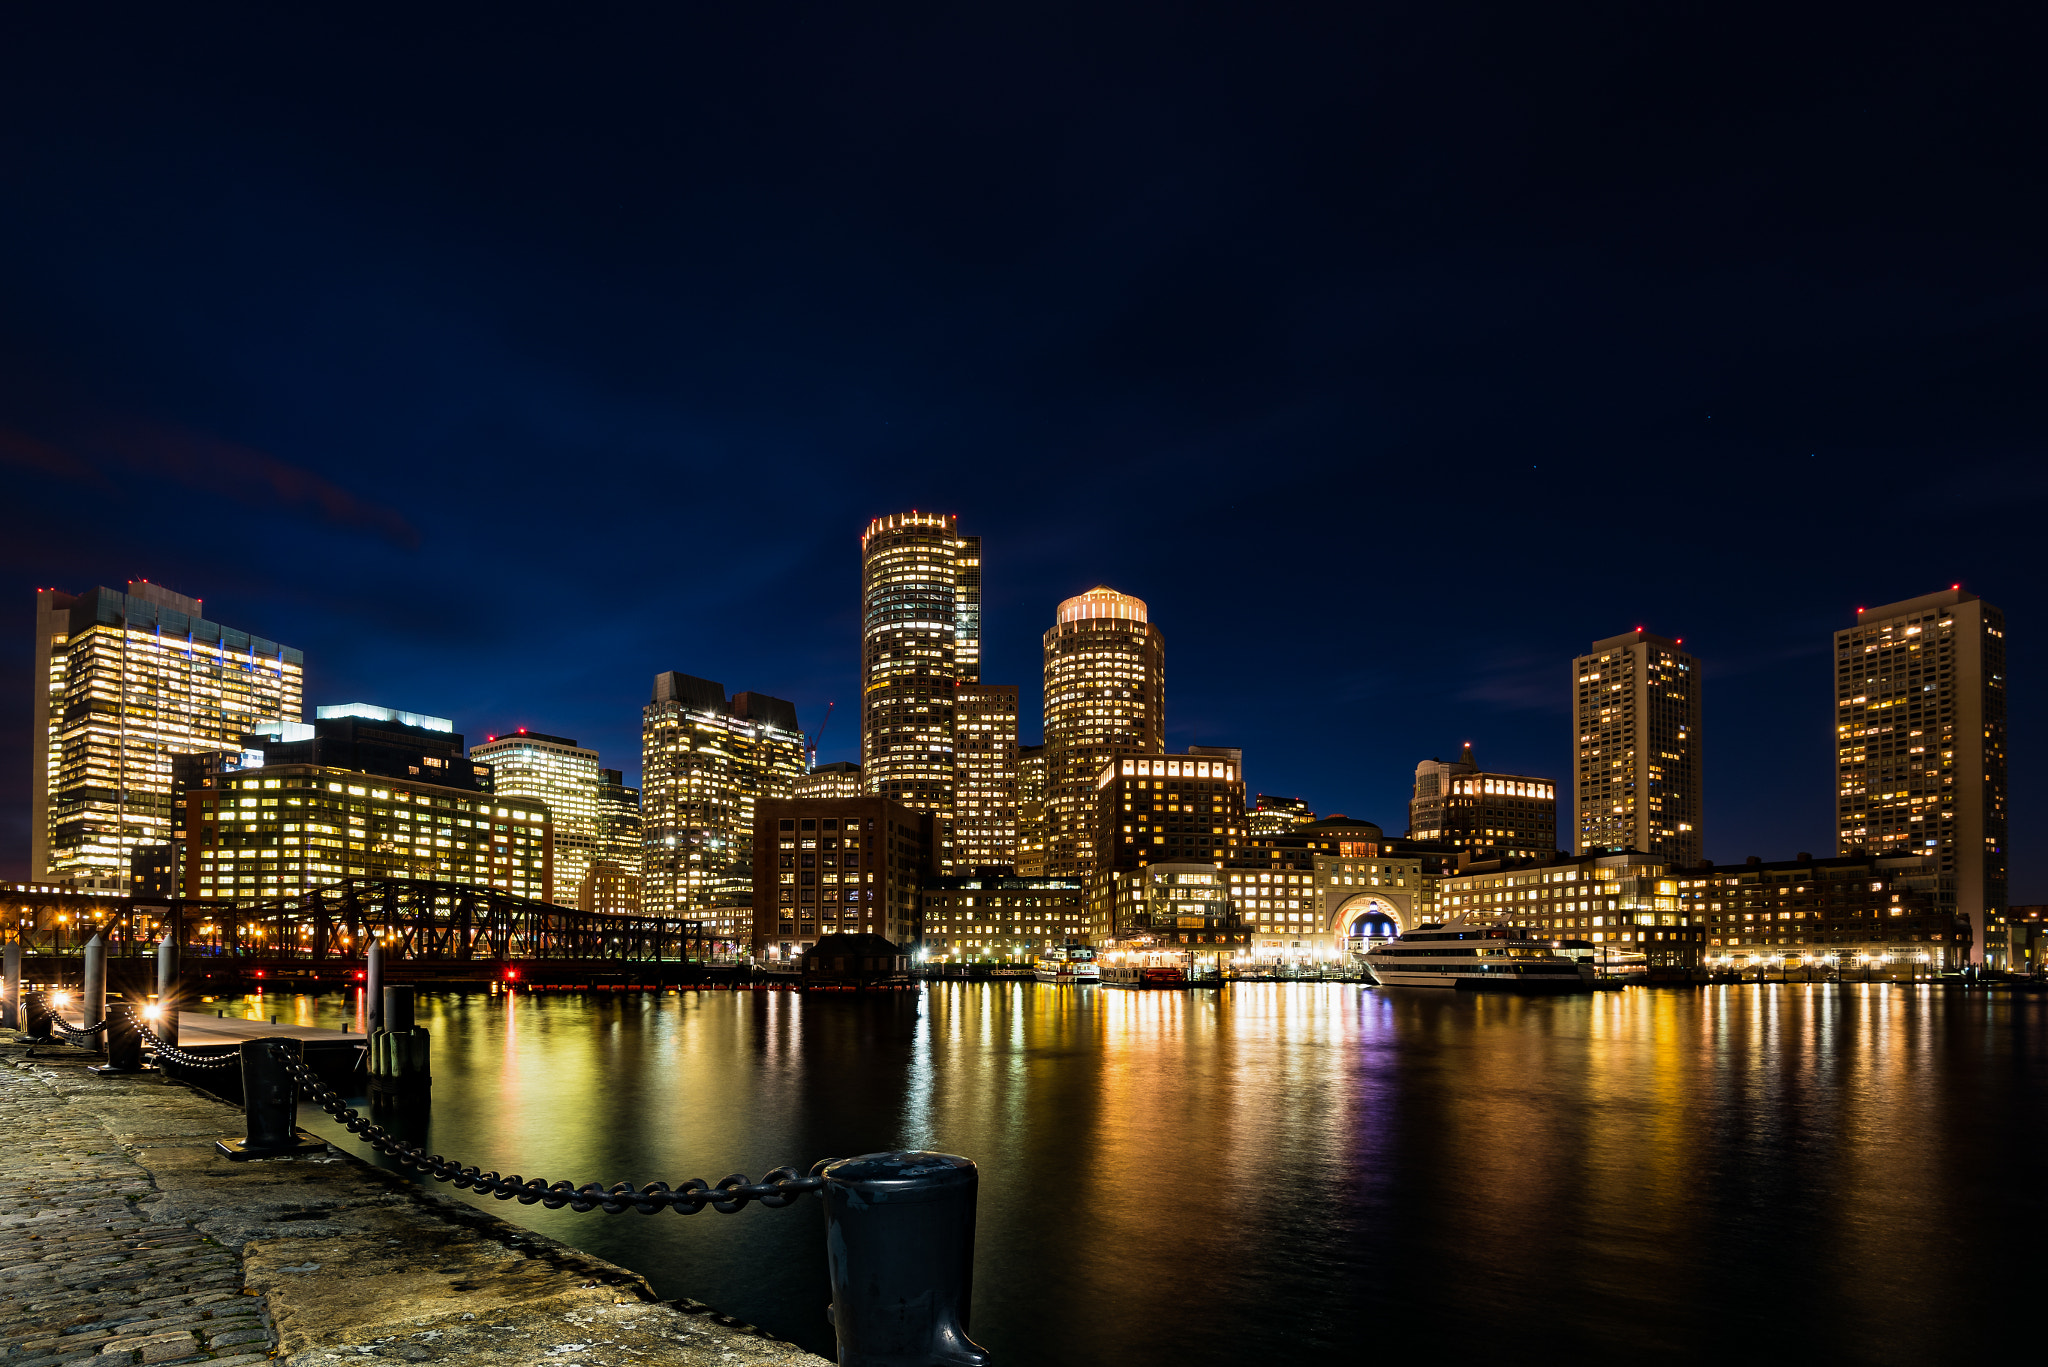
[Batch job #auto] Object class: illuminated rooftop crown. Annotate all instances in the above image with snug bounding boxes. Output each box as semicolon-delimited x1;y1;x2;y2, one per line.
1056;586;1148;625
862;510;956;545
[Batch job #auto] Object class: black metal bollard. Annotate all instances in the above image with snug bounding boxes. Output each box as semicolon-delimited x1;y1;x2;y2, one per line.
215;1038;328;1161
89;1003;146;1075
819;1152;990;1367
24;990;55;1042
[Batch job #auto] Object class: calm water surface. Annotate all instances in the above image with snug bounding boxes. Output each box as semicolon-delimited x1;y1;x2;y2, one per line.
222;983;2048;1364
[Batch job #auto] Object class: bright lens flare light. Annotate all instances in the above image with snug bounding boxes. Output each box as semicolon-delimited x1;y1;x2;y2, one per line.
51;991;72;1008
142;1005;163;1022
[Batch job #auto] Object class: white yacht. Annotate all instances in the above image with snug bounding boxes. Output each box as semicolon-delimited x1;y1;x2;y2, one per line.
1034;941;1101;984
1363;919;1595;993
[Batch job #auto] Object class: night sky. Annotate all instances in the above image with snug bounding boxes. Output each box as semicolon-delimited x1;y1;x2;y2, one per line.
3;5;2043;895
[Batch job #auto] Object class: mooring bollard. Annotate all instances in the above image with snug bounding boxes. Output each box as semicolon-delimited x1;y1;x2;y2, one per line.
215;1038;328;1161
82;935;107;1055
365;940;384;1035
24;990;56;1042
819;1152;989;1367
156;934;180;1047
2;942;21;1030
90;1002;146;1075
370;983;431;1095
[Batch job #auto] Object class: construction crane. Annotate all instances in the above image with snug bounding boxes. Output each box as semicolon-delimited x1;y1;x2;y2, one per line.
805;700;835;773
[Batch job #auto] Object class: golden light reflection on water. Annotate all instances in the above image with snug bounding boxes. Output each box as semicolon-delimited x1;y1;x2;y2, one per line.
243;982;2045;1366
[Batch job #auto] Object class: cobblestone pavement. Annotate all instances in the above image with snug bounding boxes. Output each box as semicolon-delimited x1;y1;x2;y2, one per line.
0;1032;821;1366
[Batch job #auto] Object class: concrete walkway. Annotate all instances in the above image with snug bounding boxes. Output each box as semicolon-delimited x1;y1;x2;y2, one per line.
1;1031;821;1366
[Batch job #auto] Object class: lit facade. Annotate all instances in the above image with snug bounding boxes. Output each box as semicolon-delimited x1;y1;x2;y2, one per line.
1440;850;1701;967
860;513;981;857
1231;817;1440;960
469;729;602;905
1409;743;1557;859
1088;750;1245;937
33;582;304;890
1689;851;1948;971
752;796;933;958
796;760;864;799
182;764;552;901
1573;629;1701;864
921;871;1089;961
1834;589;2007;964
953;684;1019;868
1247;795;1315;837
1015;744;1048;876
1043;587;1164;878
641;672;803;917
1106;862;1249;959
594;767;642;893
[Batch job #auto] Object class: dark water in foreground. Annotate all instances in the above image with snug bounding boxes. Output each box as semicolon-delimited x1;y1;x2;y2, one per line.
227;983;2048;1365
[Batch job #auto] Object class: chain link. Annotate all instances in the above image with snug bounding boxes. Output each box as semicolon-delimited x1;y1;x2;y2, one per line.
282;1056;825;1214
133;1015;240;1070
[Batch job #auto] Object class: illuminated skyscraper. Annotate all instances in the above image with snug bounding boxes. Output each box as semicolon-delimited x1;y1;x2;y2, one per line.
1247;795;1316;837
1015;743;1048;876
1835;588;2007;963
1409;743;1557;860
859;512;981;861
1042;587;1164;878
32;582;304;889
953;683;1018;867
469;729;602;905
1572;629;1700;865
641;672;803;916
795;761;864;799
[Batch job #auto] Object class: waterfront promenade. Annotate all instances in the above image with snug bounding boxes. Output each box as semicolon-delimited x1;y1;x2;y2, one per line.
0;1027;818;1367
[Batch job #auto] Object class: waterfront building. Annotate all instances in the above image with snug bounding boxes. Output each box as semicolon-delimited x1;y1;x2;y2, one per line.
921;869;1089;961
181;763;552;900
593;767;642;903
258;704;491;791
1247;795;1315;837
1685;850;1950;970
751;796;933;959
577;858;641;916
795;760;864;799
470;729;602;904
1573;629;1701;865
129;844;176;900
1409;743;1557;859
1230;816;1440;961
953;684;1019;868
641;672;804;917
1043;587;1164;878
859;512;980;860
1104;861;1251;962
1834;588;2007;964
1087;749;1246;937
1439;849;1702;968
1015;744;1048;876
33;581;304;890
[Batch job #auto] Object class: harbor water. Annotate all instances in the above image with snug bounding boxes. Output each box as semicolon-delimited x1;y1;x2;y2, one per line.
227;982;2048;1365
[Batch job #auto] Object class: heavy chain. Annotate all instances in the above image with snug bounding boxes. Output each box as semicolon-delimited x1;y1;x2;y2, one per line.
133;1015;239;1070
283;1056;825;1214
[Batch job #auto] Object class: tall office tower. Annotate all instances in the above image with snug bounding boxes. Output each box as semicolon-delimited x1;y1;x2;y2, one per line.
1042;587;1164;877
1409;743;1557;860
470;730;602;905
859;513;981;862
796;761;864;799
1572;629;1701;865
1247;795;1316;837
953;684;1019;868
641;672;804;916
586;767;643;913
259;705;490;790
33;582;304;889
1835;588;2007;963
1015;744;1048;876
1089;749;1246;939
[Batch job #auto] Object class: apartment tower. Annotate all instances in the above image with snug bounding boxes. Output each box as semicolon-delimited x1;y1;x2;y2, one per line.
33;582;304;889
1572;629;1701;865
1835;588;2007;963
640;672;803;916
1042;587;1164;877
859;512;981;863
953;684;1019;867
470;729;602;905
1410;743;1558;860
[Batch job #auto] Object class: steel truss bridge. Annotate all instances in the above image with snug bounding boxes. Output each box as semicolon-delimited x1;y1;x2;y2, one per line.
3;877;718;986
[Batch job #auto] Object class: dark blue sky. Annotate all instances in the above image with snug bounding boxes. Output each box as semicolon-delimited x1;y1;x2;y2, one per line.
3;4;2043;894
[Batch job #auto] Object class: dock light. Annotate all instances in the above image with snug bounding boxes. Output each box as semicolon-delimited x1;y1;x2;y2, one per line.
51;991;71;1008
142;1004;163;1022
504;968;520;981
354;970;366;980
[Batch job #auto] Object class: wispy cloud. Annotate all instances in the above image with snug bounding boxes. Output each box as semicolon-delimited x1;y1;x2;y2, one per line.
0;422;420;550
